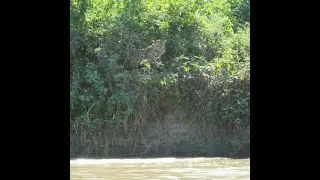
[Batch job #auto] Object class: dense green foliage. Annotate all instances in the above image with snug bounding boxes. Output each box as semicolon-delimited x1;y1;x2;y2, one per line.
70;0;250;157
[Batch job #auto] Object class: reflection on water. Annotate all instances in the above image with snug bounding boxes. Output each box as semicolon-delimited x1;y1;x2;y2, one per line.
70;157;250;179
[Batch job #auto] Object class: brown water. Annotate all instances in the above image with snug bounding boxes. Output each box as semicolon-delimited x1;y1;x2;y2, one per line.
70;158;250;179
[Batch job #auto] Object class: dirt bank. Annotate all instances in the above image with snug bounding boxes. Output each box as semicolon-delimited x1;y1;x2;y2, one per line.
70;108;250;158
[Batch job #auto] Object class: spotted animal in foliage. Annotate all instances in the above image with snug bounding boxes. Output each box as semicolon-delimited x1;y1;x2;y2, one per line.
123;30;166;68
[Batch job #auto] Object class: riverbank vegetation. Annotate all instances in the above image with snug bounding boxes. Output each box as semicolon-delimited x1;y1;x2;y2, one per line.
70;0;250;158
